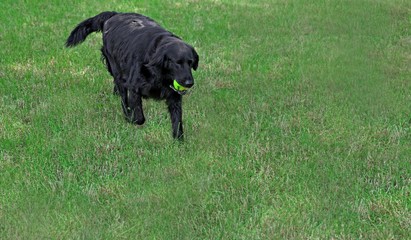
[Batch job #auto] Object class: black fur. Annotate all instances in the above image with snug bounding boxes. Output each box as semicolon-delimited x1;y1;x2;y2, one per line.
66;12;199;139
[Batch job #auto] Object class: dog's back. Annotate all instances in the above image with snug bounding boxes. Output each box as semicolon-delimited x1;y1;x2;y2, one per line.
102;13;174;63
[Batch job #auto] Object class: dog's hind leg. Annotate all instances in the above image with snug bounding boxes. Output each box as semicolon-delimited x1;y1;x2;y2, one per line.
128;89;145;125
101;47;120;95
124;68;145;125
118;81;132;119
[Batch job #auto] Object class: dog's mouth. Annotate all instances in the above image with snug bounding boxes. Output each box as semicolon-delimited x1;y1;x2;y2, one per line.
170;86;188;95
170;80;191;95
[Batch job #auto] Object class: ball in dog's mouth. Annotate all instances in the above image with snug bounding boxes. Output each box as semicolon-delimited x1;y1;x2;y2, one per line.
170;80;190;95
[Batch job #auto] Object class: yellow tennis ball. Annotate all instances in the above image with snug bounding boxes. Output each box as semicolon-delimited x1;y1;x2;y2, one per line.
173;80;188;91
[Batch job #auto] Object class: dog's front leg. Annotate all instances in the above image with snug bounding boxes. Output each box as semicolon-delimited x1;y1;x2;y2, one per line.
128;89;145;125
167;95;183;139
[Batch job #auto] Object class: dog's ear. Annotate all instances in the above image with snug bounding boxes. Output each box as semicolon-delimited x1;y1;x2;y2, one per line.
145;49;166;69
192;48;199;71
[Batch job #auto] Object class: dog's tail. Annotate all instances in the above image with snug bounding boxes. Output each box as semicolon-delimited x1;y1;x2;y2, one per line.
65;11;117;47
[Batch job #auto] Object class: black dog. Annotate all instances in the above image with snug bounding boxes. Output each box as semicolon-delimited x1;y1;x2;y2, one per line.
66;12;199;139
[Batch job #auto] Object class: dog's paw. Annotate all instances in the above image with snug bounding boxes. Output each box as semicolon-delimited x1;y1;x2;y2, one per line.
173;131;184;141
135;118;145;125
124;114;145;125
128;116;145;125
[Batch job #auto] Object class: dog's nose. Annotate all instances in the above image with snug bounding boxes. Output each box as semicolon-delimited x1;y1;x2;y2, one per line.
183;79;194;88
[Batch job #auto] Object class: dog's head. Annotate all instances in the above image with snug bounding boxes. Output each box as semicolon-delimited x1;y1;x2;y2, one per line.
146;39;199;90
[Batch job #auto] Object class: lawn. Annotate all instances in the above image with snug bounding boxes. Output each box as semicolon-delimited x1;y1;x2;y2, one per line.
1;0;410;239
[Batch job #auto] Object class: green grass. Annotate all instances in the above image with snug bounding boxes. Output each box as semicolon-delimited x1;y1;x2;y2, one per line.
1;0;410;239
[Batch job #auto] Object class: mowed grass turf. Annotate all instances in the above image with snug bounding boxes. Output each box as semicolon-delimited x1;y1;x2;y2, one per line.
1;0;410;239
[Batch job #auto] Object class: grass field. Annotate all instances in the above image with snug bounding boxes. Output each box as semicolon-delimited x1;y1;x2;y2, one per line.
1;0;410;239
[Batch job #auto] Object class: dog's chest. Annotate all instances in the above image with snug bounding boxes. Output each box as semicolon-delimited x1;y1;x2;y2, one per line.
140;85;169;100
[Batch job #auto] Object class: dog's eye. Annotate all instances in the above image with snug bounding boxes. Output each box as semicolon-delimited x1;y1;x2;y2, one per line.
176;60;184;65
